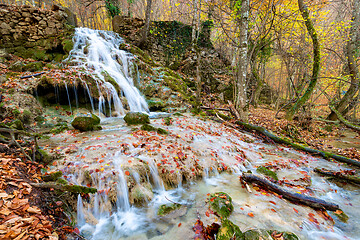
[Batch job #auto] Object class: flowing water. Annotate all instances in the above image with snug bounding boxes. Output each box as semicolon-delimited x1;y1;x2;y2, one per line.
66;27;149;116
42;27;360;239
43;115;360;240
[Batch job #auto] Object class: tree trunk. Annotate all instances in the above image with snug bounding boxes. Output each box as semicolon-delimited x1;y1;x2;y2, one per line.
286;0;320;120
234;0;250;122
138;0;152;49
241;173;339;211
328;0;360;120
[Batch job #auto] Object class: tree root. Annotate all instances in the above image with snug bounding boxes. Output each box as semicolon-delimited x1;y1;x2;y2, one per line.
31;182;97;194
241;172;339;211
315;168;360;184
329;105;360;131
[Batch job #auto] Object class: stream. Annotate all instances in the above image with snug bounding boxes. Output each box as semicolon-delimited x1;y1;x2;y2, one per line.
42;115;360;240
41;27;360;240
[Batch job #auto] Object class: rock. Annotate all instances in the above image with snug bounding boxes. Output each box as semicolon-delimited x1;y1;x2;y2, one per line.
256;166;278;181
141;124;156;131
244;229;299;240
35;149;53;164
23;61;44;72
71;114;101;131
208;192;234;219
157;203;187;221
129;183;153;204
124;112;150;125
9;61;25;72
217;219;244;240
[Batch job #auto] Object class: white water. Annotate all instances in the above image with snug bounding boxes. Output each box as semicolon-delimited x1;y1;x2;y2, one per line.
44;115;360;240
67;27;149;116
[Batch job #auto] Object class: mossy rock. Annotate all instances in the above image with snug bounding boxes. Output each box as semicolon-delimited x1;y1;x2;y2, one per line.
256;166;278;181
156;127;168;135
147;98;166;111
130;183;153;204
71;114;101;131
124;112;150;125
9;119;24;130
164;117;172;126
23;62;44;72
42;171;62;182
157;203;182;216
141;124;156;131
19;110;32;125
244;229;272;240
50;122;69;134
62;38;74;54
63;184;97;194
9;61;24;72
35;149;53;164
208;192;233;219
244;229;299;240
217;219;244;240
333;209;349;223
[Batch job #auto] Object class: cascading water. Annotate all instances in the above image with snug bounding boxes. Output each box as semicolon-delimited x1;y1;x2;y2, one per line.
66;27;149;116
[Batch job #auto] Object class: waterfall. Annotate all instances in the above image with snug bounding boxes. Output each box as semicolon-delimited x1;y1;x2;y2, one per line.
66;27;149;116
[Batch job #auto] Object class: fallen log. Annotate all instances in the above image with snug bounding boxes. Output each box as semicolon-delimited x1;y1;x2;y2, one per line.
242;172;339;211
329;105;360;131
31;182;97;194
314;168;360;184
234;120;360;167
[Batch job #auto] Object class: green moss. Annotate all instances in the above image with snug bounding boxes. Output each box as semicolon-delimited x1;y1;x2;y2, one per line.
208;192;233;219
42;171;63;182
50;123;69;134
164;117;172;126
62;39;74;54
124;112;150;125
56;178;68;185
71;114;101;131
9;119;24;130
244;229;272;240
217;219;244;240
102;71;121;94
63;184;97;194
256;166;278;181
35;149;53;164
141;124;156;131
23;62;44;72
156;127;169;135
157;203;182;216
333;209;349;223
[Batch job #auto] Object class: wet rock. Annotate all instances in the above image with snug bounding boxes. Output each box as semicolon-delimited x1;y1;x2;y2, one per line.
208;192;233;219
217;219;244;240
157;203;182;216
256;166;278;181
244;229;299;240
129;183;153;204
71;114;101;131
124;112;150;125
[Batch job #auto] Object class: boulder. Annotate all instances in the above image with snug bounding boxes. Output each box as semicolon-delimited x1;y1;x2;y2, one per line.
208;192;234;219
217;219;244;240
124;112;150;125
71;114;101;131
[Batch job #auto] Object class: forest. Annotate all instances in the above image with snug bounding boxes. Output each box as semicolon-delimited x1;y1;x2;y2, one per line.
0;0;359;239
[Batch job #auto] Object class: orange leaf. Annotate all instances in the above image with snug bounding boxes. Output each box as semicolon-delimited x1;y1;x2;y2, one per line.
293;208;298;213
125;171;130;176
178;223;182;227
248;212;254;217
